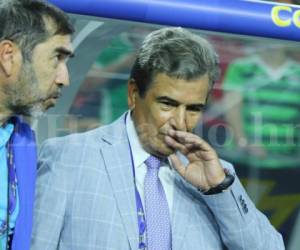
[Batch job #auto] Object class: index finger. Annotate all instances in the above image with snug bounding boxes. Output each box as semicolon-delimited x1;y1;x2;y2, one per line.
168;129;212;151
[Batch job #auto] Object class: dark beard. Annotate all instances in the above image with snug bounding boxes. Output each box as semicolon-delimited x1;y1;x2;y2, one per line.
3;83;33;116
4;59;39;117
7;102;32;116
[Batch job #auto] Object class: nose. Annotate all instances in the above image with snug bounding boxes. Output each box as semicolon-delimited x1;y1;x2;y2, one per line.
55;63;70;87
171;106;187;131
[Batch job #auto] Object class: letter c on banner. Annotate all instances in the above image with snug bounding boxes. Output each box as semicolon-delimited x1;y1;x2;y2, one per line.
293;9;300;28
271;6;292;27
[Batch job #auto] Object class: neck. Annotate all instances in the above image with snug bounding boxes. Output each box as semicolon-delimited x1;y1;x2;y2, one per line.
0;83;11;126
0;112;10;127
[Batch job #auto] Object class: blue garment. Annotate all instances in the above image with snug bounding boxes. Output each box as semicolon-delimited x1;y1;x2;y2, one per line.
0;124;19;250
10;117;37;250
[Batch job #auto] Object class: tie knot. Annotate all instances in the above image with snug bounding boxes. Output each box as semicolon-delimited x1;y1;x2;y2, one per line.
145;155;161;169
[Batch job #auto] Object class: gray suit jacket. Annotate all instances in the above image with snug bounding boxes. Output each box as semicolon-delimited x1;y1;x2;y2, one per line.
31;113;284;250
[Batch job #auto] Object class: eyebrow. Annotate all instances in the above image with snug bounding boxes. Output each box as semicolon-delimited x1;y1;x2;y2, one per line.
55;47;75;58
156;96;179;106
156;96;206;109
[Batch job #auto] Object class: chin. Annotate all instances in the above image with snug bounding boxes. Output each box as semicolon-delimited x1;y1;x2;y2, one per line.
29;104;45;118
162;147;176;156
152;144;175;158
44;103;55;111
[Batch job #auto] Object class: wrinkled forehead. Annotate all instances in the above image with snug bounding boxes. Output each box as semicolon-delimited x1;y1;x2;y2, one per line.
150;73;209;96
42;14;68;37
41;15;58;35
30;33;73;62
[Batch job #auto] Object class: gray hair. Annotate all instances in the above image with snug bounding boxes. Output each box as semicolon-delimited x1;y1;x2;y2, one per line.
0;0;74;61
130;27;220;97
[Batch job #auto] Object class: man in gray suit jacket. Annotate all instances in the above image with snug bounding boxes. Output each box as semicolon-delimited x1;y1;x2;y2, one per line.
31;27;284;250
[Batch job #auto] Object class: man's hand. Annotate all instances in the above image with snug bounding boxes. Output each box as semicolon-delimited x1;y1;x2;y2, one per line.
165;129;225;191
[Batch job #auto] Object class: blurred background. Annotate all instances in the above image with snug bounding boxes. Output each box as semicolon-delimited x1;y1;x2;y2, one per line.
38;0;300;249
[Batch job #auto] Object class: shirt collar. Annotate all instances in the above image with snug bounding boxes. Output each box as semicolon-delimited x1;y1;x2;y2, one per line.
125;110;172;169
126;110;150;168
0;123;14;147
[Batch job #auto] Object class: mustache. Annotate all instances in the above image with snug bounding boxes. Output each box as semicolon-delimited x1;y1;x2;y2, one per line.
25;89;62;105
46;90;62;99
135;123;172;137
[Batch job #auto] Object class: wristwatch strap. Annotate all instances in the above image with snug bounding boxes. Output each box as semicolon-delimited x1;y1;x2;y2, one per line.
201;169;235;195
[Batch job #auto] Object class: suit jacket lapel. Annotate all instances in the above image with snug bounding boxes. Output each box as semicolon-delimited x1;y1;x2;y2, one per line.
100;114;138;250
99;114;195;250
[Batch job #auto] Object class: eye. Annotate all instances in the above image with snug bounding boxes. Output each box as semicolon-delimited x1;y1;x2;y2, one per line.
53;54;60;65
160;101;176;109
56;54;63;60
53;53;69;68
59;53;67;61
187;105;204;112
54;53;68;63
161;101;171;106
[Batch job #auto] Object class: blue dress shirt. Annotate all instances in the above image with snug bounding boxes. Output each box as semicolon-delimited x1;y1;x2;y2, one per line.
0;124;19;250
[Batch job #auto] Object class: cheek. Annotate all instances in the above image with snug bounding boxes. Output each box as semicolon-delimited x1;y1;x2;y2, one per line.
187;113;202;131
136;109;169;139
150;106;173;130
38;69;53;82
34;61;55;84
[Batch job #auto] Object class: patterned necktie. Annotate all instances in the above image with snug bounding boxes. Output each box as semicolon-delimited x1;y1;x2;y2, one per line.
144;155;171;250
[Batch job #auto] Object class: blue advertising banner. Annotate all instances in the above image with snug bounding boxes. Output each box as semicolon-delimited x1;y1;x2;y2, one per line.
47;0;300;41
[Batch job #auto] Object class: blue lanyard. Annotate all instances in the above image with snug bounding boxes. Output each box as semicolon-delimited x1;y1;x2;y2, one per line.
7;136;18;215
124;113;147;250
0;124;17;250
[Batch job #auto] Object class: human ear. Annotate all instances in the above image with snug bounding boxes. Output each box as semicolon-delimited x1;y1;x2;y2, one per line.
128;79;139;109
0;40;16;77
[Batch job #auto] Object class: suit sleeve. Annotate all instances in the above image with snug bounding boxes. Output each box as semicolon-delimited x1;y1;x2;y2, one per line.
31;138;73;250
201;161;285;250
